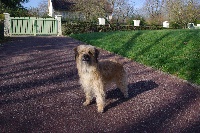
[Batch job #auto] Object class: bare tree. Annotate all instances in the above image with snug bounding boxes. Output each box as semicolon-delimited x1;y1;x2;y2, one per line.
76;0;134;23
75;0;111;21
109;0;135;24
27;7;39;17
27;0;48;17
143;0;165;25
166;0;200;28
38;0;48;17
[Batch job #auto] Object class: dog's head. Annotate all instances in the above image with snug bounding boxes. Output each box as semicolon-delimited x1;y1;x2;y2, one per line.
74;45;99;65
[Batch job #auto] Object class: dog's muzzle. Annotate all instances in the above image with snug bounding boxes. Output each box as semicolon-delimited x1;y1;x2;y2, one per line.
82;54;90;62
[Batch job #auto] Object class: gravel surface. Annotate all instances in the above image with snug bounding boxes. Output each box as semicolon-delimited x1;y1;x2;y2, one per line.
0;36;200;133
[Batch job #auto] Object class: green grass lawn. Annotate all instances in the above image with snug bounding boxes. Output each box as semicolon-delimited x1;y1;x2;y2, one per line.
70;29;200;85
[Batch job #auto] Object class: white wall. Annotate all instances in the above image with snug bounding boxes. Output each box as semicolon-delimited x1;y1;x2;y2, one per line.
48;0;54;17
163;21;169;28
133;20;140;26
98;18;105;25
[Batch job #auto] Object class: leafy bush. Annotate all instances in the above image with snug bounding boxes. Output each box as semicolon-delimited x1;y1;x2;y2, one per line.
170;21;183;29
62;21;164;35
0;20;4;40
195;20;200;25
0;14;5;20
62;22;113;35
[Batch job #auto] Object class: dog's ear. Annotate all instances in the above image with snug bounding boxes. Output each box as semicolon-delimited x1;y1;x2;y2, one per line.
89;48;99;58
73;47;78;60
95;48;99;59
89;47;99;62
94;48;99;62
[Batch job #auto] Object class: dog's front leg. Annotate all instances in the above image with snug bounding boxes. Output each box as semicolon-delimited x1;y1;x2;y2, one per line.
83;91;92;106
94;83;105;113
96;93;105;113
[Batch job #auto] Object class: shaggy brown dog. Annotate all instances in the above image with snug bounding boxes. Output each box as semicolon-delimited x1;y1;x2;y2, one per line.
74;45;128;113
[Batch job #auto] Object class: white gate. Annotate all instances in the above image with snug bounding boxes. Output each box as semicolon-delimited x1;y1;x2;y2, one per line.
4;13;62;36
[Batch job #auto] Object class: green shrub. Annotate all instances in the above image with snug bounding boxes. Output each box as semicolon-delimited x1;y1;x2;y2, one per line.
195;20;200;24
62;21;117;35
0;20;4;40
62;21;97;35
62;21;165;35
170;22;182;29
0;14;5;20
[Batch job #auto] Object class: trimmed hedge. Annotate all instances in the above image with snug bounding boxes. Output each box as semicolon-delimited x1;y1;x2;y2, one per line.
0;14;5;40
0;14;5;20
62;21;163;35
0;20;4;40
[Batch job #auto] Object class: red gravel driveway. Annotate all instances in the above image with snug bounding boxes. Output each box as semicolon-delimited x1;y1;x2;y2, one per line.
0;37;200;133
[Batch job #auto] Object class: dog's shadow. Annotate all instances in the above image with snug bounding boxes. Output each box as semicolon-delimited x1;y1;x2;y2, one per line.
105;80;158;111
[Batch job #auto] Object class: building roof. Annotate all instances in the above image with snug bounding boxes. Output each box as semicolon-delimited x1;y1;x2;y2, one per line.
52;0;76;11
51;0;113;13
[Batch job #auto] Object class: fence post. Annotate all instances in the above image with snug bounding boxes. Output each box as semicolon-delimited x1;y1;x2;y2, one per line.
4;13;11;36
55;15;62;36
0;14;4;40
34;18;37;36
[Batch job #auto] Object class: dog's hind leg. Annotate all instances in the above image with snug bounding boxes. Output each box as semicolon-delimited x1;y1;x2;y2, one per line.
116;74;129;98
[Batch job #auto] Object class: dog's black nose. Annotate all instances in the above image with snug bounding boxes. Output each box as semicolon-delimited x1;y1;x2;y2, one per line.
82;54;90;61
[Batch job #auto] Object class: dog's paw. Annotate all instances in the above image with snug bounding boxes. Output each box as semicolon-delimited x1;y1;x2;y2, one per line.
83;101;90;106
97;105;104;113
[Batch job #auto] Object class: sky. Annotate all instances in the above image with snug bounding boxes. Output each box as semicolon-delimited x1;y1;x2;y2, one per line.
23;0;41;8
23;0;145;8
132;0;145;9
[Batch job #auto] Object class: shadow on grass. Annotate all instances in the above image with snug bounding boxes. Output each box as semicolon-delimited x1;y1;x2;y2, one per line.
119;30;199;85
150;30;200;85
135;31;171;57
114;31;144;57
182;31;200;84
